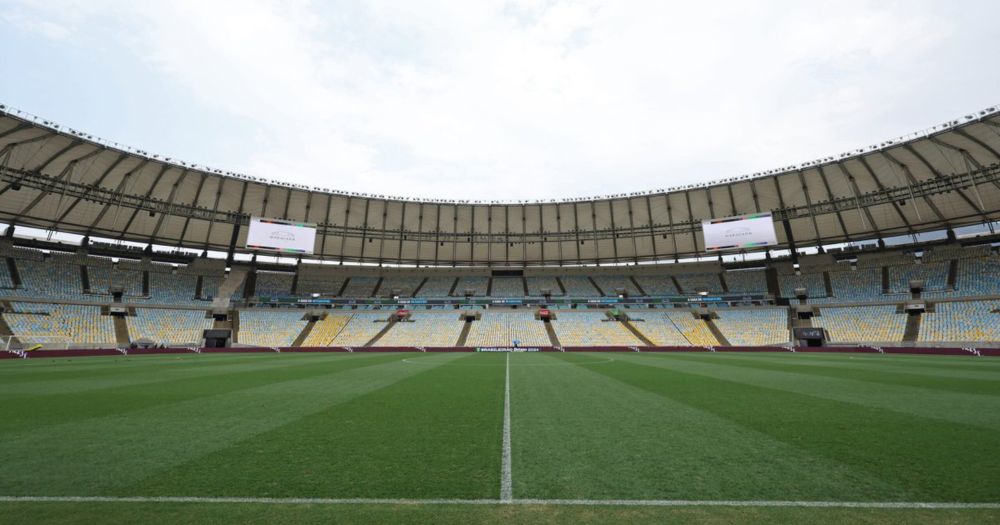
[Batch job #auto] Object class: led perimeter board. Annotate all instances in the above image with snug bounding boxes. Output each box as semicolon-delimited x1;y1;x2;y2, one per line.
702;212;778;252
246;217;317;254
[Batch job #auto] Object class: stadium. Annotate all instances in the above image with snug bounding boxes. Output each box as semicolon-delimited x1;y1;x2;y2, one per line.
2;4;1000;524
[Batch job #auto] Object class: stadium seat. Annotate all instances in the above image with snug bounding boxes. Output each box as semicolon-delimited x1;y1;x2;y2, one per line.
374;313;466;346
237;309;308;347
465;311;550;346
812;305;905;343
551;310;640;346
128;308;213;346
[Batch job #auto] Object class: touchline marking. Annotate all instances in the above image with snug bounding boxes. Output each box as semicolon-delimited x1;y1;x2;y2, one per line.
0;496;997;509
500;352;513;503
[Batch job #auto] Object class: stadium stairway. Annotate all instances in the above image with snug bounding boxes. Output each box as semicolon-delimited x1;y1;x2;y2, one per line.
212;268;248;308
229;311;240;344
555;277;567;295
947;259;958;288
113;315;130;345
0;313;17;339
765;268;781;296
703;315;730;346
544;320;561;347
823;272;834;297
630;276;647;296
671;276;684;294
5;257;21;287
620;317;653;346
411;277;428;297
291;315;317;347
370;277;384;298
903;310;922;343
364;317;397;347
456;318;473;346
588;276;606;296
719;272;729;293
242;270;257;297
80;266;90;292
290;267;300;295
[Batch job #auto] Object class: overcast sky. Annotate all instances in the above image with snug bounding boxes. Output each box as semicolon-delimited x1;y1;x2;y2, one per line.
1;0;998;201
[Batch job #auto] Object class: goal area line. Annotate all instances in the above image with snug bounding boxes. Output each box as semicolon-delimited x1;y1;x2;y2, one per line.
0;496;997;509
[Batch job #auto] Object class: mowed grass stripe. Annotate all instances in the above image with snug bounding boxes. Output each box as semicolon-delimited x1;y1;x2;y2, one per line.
626;352;1000;430
0;353;291;377
665;353;1000;396
755;352;1000;372
706;353;1000;382
0;353;457;495
510;353;902;501
3;500;998;525
132;352;507;499
0;353;385;395
589;354;1000;502
0;353;396;431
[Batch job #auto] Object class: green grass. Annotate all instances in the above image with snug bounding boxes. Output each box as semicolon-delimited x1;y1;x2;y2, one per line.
1;351;999;523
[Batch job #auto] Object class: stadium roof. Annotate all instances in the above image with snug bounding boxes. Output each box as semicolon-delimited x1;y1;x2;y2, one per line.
1;104;999;266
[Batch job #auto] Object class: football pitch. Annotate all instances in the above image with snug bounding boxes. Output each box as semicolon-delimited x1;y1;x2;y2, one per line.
1;351;999;524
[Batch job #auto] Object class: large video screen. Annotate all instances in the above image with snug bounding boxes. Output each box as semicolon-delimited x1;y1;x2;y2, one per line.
245;217;317;255
702;212;778;252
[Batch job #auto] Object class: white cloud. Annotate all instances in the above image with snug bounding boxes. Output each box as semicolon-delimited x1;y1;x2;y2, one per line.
1;0;993;201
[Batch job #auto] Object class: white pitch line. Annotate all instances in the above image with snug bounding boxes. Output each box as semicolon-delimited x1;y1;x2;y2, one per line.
500;352;513;503
0;496;997;509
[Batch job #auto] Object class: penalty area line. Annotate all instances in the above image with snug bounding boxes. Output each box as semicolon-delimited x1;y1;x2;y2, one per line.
0;496;997;509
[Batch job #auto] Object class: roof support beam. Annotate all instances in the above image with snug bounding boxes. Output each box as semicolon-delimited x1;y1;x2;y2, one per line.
396;200;407;266
202;180;226;251
815;166;852;242
683;191;698;254
119;164;171;237
0;122;33;141
33;140;85;173
226;180;249;264
0;132;58;195
177;172;208;248
930;135;1000;194
414;201;424;266
320;194;333;259
854;156;915;236
572;202;581;263
589;200;601;264
771;175;797;260
377;201;388;265
878;152;943;224
147;168;191;243
795;170;824;246
607;199;620;263
11;148;103;225
340;197;352;264
904;143;986;217
663;194;678;260
85;159;150;235
432;203;440;265
951;128;1000;163
53;153;130;230
644;195;658;260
